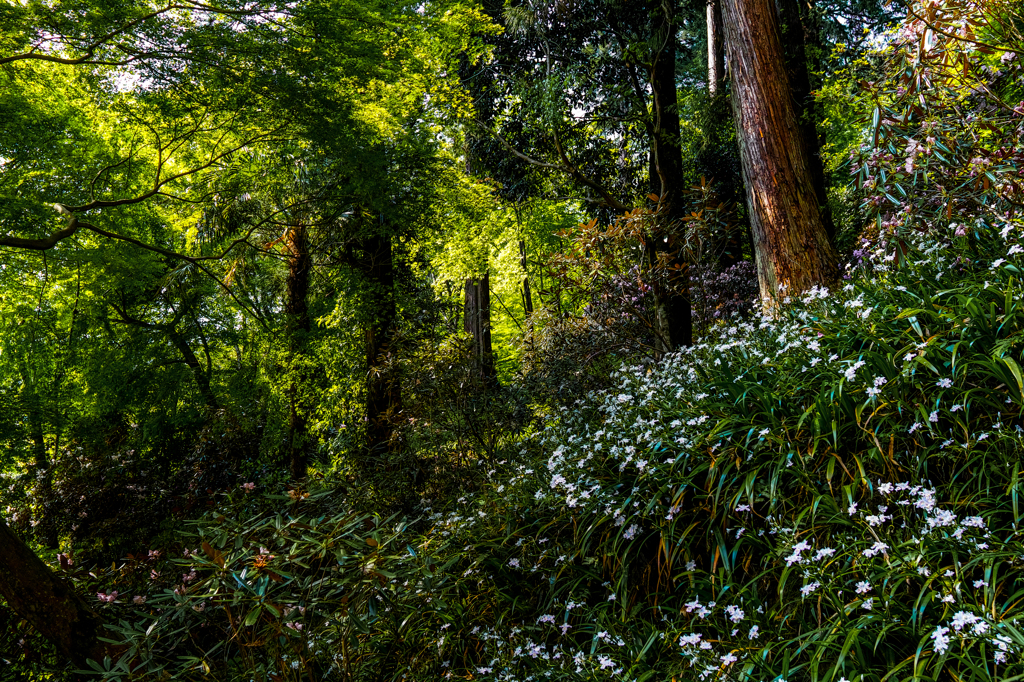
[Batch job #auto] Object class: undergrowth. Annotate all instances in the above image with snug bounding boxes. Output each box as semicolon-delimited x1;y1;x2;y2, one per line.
75;216;1024;682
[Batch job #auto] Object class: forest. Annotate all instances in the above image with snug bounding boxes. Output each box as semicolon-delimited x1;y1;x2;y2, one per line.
2;0;1024;679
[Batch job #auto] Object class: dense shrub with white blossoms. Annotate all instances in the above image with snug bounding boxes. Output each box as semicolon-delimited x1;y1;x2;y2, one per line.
90;211;1024;682
409;212;1024;682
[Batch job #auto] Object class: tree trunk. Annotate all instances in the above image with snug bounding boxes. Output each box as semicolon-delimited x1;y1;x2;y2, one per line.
721;0;837;303
649;1;692;349
363;233;400;457
707;0;725;96
776;0;835;241
285;223;313;480
0;517;111;665
167;329;219;411
463;274;497;381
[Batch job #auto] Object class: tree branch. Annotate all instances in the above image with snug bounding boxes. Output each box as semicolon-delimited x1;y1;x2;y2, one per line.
0;2;281;66
0;205;81;250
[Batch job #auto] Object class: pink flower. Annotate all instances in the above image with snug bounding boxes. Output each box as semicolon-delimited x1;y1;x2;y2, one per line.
97;591;118;603
241;482;256;493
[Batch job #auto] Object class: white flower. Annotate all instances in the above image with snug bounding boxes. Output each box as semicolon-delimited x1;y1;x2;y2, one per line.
931;625;950;654
748;625;760;639
862;598;874;610
937;378;953;388
951;611;980;631
862;542;889;558
812;547;836;561
856;581;872;594
679;633;702;647
801;582;821;597
725;605;745;622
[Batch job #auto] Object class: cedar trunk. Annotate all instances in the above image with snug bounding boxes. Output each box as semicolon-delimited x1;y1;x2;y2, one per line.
648;0;692;350
776;0;835;241
0;518;111;665
721;0;837;303
707;0;725;96
286;223;313;480
363;233;400;456
463;273;496;380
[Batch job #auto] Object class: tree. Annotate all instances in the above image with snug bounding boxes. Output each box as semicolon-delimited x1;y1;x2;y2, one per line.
474;0;695;348
707;0;725;96
0;0;496;664
0;518;112;666
721;0;838;302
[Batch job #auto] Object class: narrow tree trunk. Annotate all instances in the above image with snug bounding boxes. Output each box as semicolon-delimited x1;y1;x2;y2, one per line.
707;0;725;96
463;274;496;381
0;517;111;665
519;240;534;315
776;0;835;241
363;233;400;457
721;0;837;303
286;223;313;480
649;1;693;349
167;329;219;411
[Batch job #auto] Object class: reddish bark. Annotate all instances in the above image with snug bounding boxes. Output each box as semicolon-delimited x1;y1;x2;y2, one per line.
722;0;838;303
